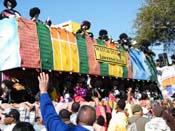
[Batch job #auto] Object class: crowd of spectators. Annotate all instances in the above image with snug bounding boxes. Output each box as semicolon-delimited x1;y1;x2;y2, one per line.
1;0;175;131
0;72;175;131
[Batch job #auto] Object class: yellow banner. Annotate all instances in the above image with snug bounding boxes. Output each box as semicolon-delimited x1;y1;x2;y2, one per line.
94;45;127;65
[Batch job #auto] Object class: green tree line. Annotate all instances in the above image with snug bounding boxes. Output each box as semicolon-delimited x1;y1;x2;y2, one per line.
134;0;175;47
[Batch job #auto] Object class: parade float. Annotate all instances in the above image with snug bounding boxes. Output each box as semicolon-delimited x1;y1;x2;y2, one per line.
0;17;160;101
0;17;157;80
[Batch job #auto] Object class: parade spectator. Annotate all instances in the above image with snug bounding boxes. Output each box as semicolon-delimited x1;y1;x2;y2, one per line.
62;83;73;103
33;116;45;131
106;112;112;128
161;100;175;130
1;80;16;103
59;109;75;127
93;115;106;131
103;100;112;128
74;79;87;102
92;96;107;127
145;106;170;131
128;104;149;131
125;87;134;117
0;0;21;20
108;99;128;131
171;108;175;117
3;109;20;131
173;98;175;108
70;102;80;125
12;122;34;131
0;87;3;97
38;72;96;131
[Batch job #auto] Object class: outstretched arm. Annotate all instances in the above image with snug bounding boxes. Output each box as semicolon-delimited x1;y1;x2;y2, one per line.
127;87;132;104
38;72;71;131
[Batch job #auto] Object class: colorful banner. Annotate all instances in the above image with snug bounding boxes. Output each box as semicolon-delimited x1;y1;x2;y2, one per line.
67;31;79;73
36;22;53;70
145;55;157;81
0;18;20;70
85;35;100;75
96;39;109;76
50;27;62;71
118;46;128;78
129;48;150;80
105;41;123;77
0;18;157;81
51;28;79;72
126;52;133;79
76;34;89;74
94;45;126;65
18;18;40;68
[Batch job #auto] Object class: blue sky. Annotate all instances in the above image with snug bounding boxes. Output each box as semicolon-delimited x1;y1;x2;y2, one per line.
0;0;145;40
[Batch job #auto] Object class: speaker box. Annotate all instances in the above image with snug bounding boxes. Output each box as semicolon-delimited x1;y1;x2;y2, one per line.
158;53;169;66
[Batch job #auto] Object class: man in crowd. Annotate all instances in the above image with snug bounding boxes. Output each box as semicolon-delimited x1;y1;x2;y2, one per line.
3;109;20;131
12;122;35;131
145;106;170;131
1;80;16;103
108;99;128;131
128;104;149;131
70;102;80;125
161;100;175;130
38;72;96;131
59;109;75;127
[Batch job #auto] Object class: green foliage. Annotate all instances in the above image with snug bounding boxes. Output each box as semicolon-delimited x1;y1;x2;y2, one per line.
134;0;175;44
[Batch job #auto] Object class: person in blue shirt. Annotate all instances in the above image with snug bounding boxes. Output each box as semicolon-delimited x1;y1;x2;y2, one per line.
38;72;96;131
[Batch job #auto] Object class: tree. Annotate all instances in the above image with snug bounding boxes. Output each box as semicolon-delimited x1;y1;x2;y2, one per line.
134;0;175;46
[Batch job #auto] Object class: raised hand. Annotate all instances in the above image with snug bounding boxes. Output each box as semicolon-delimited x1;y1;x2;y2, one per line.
38;72;49;94
127;87;132;94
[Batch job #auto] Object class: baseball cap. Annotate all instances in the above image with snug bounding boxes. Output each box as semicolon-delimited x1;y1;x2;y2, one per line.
3;109;20;121
132;104;143;114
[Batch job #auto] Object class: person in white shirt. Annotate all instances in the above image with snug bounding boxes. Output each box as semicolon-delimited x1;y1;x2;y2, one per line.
145;106;170;131
70;102;80;125
3;109;20;131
